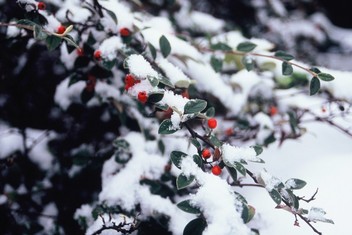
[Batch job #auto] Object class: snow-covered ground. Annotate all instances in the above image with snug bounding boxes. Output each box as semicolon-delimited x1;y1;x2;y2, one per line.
242;121;352;234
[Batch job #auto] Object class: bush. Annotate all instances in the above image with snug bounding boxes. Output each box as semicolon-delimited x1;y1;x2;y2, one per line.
1;1;348;234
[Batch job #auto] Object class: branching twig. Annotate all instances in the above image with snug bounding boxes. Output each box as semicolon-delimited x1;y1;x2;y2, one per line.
297;188;319;203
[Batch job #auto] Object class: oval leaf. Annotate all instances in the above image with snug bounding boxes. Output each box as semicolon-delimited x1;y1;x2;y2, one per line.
148;92;164;103
241;56;254;71
177;174;195;190
210;42;232;51
148;43;157;60
158;119;178;134
237;41;257;52
285;178;307;190
46;35;62;51
233;161;246;176
159;35;171;58
310;76;320;96
183;218;207;235
184;99;207;114
177;200;201;214
282;61;293;76
318;73;335;81
170;151;188;169
210;56;223;72
268;189;282;205
275;50;294;61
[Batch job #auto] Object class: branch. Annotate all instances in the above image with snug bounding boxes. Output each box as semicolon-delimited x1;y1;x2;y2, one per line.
297;188;319;203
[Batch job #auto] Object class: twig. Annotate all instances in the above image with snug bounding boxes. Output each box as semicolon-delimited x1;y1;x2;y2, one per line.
297;188;319;203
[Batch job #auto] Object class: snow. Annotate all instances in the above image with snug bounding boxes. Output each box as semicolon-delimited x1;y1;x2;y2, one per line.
126;54;158;78
308;207;333;223
222;144;259;163
157;58;191;87
0;195;7;205
179;156;251;235
258;170;282;191
38;203;58;233
0;128;24;159
98;36;124;61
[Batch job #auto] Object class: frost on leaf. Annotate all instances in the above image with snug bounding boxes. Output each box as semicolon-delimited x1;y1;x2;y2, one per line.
308;207;334;224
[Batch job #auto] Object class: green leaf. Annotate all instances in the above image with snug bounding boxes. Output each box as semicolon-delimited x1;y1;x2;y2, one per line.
45;35;62;51
210;42;232;51
158;139;165;154
183;218;207;235
176;174;195;190
310;67;321;74
233;161;246;176
155;103;169;111
288;111;298;134
275;51;294;61
113;138;130;149
209;134;222;147
226;166;237;182
158;119;178;134
285;178;307;190
177;200;201;214
268;189;282;205
310;76;320;96
148;76;159;87
308;207;334;224
102;59;116;70
159;35;171;58
236;41;257;52
105;9;118;24
285;189;299;209
241;56;254;71
184;99;207;114
317;73;335;81
33;24;47;40
205;107;215;117
241;204;256;223
158;75;175;88
170;151;188;169
252;145;263;156
148;92;164;103
190;138;201;150
68;73;83;87
149;43;157;60
282;62;293;76
210;56;223;72
174;80;190;88
193;154;202;168
87;32;96;46
80;88;94;103
17;19;37;26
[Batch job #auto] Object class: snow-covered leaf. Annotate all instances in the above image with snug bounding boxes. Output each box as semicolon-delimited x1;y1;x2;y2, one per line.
176;174;195;190
177;200;201;214
210;56;223;72
183;218;207;235
232;161;246;176
184;99;207;114
170;151;188;169
285;178;307;190
241;56;254;71
158;119;178;134
268;189;282;205
105;9;118;25
308;207;334;224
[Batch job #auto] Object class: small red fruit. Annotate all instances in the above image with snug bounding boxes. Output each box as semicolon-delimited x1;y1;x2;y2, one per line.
85;75;96;92
269;106;278;116
138;91;148;103
201;148;211;159
225;128;234;136
38;2;46;10
76;48;84;57
94;50;102;60
211;165;222;175
207;118;217;129
321;106;326;113
119;27;130;37
125;74;136;87
57;25;66;34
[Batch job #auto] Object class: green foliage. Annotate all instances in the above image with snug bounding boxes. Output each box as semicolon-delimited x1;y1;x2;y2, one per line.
159;35;171;58
236;41;257;52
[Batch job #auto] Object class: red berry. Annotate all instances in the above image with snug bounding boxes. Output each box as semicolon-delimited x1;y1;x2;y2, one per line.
94;50;102;60
125;74;136;87
207;118;217;129
211;165;222;175
225;128;234;136
38;2;46;10
76;48;84;56
269;106;278;116
85;75;96;92
321;106;326;113
138;91;148;103
201;149;211;159
57;25;66;34
119;27;130;37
